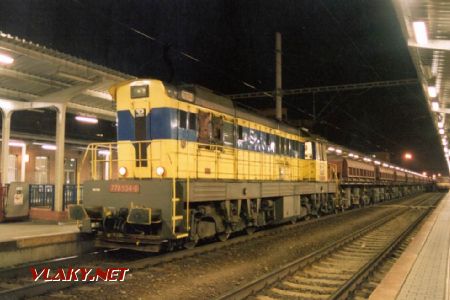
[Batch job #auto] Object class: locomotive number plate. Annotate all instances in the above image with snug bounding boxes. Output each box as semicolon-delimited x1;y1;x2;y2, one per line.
109;184;140;193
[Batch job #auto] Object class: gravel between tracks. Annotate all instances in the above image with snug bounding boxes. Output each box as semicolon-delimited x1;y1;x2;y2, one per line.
37;200;423;300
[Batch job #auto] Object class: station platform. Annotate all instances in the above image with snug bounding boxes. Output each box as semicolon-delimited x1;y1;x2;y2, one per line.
0;221;92;268
370;192;450;300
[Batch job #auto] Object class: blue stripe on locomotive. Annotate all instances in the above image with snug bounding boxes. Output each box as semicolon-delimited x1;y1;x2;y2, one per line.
117;110;135;141
116;107;305;159
117;108;197;142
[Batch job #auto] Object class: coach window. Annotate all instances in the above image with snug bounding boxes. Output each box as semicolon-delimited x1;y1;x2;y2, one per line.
211;115;223;145
179;110;187;129
238;125;244;140
299;142;305;159
280;138;285;155
305;142;314;160
197;111;211;144
223;122;234;146
188;113;197;130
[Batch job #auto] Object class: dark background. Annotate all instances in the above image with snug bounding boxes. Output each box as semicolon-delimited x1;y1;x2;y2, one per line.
0;0;445;174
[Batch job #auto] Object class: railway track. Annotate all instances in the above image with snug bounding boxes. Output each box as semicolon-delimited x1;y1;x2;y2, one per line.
0;193;434;300
218;192;442;300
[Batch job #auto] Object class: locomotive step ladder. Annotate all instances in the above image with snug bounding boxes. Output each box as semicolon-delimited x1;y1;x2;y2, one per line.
171;177;189;239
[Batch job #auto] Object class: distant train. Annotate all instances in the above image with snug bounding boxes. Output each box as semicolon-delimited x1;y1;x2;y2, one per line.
436;176;450;191
69;79;431;252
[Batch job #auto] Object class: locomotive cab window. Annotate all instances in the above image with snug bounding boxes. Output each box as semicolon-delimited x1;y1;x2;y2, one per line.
188;113;197;130
179;110;187;129
130;85;149;99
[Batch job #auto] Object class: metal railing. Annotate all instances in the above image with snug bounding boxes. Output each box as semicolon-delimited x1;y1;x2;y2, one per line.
29;184;55;209
79;140;329;183
29;184;83;211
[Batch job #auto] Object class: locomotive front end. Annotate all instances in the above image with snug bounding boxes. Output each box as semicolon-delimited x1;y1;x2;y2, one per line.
69;79;187;252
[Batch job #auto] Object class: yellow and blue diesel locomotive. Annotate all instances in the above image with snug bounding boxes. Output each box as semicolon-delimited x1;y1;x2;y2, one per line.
70;79;429;252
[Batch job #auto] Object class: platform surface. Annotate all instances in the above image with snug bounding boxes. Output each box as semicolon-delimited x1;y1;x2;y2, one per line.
0;221;78;242
370;192;450;300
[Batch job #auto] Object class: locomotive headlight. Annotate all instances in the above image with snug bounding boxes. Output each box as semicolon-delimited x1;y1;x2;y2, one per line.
119;167;127;176
156;166;165;176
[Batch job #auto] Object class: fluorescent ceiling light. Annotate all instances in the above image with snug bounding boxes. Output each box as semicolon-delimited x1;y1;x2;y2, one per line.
9;141;25;147
0;53;14;65
413;21;428;45
439;128;445;135
98;150;110;156
42;144;57;150
327;147;335;152
75;115;98;124
335;149;342;154
432;101;439;111
428;86;437;98
438;121;444;129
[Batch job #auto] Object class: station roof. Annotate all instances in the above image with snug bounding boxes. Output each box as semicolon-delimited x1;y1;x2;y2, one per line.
393;0;450;171
0;31;135;121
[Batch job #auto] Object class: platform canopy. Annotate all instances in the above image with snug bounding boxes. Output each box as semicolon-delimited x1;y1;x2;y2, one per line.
393;0;450;171
0;31;134;121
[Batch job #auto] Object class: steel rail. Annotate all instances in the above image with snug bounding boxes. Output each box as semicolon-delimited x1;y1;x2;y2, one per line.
216;193;442;300
329;195;438;299
0;192;430;299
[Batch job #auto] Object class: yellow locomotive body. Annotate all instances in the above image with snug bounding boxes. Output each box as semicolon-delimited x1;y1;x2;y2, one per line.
111;79;328;182
70;79;349;251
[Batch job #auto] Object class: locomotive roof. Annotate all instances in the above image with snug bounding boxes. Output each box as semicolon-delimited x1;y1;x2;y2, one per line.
176;83;305;138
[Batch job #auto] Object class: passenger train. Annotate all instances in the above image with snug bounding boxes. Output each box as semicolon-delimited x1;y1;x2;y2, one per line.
69;79;431;252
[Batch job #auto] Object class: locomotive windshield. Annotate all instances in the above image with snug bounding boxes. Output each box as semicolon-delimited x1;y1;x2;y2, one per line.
130;85;149;99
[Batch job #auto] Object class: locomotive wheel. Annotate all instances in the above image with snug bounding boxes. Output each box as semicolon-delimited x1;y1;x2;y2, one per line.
245;226;256;235
184;240;197;249
163;240;175;252
217;232;231;242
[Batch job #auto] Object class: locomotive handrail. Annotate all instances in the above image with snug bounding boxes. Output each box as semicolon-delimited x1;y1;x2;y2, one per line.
76;139;330;196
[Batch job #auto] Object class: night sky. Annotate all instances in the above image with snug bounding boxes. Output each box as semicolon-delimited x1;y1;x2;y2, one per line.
0;0;446;174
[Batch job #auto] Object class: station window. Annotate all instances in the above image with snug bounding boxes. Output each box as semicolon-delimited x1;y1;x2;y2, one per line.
188;113;197;130
35;156;48;184
266;133;270;146
179;110;187;129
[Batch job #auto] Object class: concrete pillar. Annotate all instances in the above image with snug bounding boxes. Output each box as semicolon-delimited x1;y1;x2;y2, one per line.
1;110;12;185
54;104;66;212
20;144;26;182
